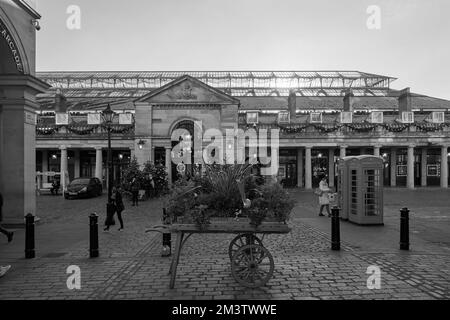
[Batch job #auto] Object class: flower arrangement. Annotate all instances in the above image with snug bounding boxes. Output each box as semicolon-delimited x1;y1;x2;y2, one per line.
164;163;296;228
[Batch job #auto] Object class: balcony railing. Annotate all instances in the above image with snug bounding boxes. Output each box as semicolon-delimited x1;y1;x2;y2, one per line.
36;123;135;139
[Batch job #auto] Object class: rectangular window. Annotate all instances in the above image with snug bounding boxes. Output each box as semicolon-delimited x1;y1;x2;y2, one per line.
87;113;101;125
278;112;290;124
119;113;133;124
310;112;322;123
340;112;353;123
432;111;444;123
370;111;383;123
401;111;414;123
246;112;259;124
55;113;69;125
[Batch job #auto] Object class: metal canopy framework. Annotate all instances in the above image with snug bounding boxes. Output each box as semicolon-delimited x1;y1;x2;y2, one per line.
36;71;396;98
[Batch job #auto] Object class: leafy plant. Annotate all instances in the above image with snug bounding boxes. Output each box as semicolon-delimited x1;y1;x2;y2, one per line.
121;156;144;195
142;161;169;197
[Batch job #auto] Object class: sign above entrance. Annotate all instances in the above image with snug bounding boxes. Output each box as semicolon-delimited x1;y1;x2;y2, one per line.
0;19;24;73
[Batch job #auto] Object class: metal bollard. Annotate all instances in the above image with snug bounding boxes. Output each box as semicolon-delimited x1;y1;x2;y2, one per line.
162;208;171;257
25;213;35;259
400;207;410;250
89;213;99;258
331;206;341;251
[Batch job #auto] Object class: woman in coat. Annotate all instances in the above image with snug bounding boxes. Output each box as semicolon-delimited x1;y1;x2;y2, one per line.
318;175;331;217
113;185;125;231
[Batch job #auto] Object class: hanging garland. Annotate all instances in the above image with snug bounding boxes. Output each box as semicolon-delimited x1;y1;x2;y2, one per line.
382;123;410;132
277;124;308;134
36;126;59;136
313;123;342;133
414;122;445;132
66;124;98;135
345;123;378;132
106;124;134;134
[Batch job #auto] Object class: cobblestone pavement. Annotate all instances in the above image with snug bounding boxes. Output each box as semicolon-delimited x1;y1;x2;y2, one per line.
0;189;449;300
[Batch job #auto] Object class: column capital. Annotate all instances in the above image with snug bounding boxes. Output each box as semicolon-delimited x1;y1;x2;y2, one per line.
373;144;382;148
340;145;348;149
59;145;67;151
94;146;103;151
407;144;416;149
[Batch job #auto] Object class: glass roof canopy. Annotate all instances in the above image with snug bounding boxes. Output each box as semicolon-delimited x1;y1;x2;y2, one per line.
36;71;396;97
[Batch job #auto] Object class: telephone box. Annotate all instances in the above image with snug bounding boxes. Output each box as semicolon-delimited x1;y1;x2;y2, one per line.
338;155;384;225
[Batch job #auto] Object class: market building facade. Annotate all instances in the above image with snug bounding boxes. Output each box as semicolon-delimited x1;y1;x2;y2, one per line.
34;71;450;192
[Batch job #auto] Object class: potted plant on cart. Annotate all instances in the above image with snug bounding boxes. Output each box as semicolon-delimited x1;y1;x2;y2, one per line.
162;162;296;288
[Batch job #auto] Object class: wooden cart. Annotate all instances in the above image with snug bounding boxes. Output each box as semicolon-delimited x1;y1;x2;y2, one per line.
147;220;291;289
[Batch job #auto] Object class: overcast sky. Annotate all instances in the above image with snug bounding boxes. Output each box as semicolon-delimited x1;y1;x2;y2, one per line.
35;0;450;100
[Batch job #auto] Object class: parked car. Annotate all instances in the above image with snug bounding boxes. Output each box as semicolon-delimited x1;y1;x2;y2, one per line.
64;177;103;199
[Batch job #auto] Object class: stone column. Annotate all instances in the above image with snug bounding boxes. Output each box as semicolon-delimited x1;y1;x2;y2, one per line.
297;148;303;188
60;146;68;191
42;150;48;183
95;147;103;181
390;148;397;187
441;145;448;188
305;147;312;189
165;146;172;187
407;145;415;189
74;150;80;179
373;145;381;157
421;148;427;187
340;145;347;159
328;148;335;187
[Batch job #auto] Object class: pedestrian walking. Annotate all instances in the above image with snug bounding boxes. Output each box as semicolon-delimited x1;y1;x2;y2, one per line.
131;177;140;206
317;175;331;217
113;185;125;231
0;192;13;278
0;191;14;242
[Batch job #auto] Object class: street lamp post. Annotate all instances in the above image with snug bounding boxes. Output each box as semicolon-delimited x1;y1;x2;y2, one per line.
102;104;116;217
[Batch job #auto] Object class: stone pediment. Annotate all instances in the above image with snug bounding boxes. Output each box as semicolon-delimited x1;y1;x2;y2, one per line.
135;75;239;104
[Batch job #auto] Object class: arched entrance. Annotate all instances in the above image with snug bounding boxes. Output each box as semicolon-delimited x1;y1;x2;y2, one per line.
0;11;49;225
171;120;199;181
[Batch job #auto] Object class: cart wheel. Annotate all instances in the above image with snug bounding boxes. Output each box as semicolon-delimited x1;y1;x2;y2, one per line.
231;244;274;288
228;234;263;261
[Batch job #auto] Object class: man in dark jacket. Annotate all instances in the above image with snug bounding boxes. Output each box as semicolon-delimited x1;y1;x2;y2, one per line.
0;192;14;242
130;177;140;206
